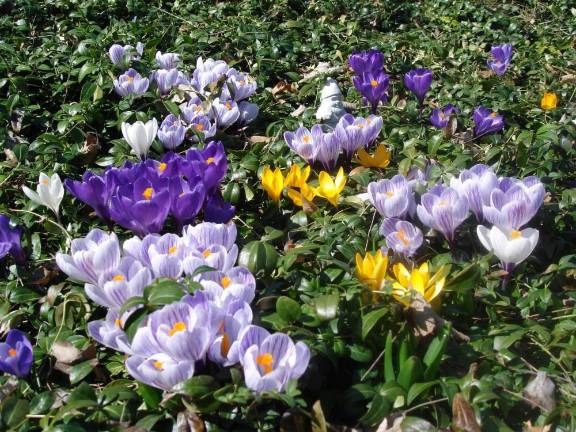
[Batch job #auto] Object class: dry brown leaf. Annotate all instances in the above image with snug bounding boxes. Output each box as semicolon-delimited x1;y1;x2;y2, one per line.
349;166;368;176
523;421;552;432
75;133;101;166
523;371;556;412
4;149;18;166
311;400;328;432
560;74;576;84
451;393;481;432
248;135;272;144
478;70;493;79
174;411;205;432
290;104;307;117
272;80;296;97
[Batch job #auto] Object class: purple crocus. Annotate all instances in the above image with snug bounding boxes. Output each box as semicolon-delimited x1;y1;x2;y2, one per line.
158;114;187;150
109;178;171;236
212;98;240;130
188;115;216;142
353;70;390;113
181;222;237;253
404;68;433;104
237;101;259;125
181;95;211;123
113;68;149;97
168;179;206;230
126;353;196;391
473;107;504;137
430;104;459;129
348;49;385;75
88;310;133;354
449;164;498;221
379;218;423;258
196;266;256;306
222;71;257;101
237;325;310;394
203;193;236;224
0;215;26;265
152;69;187;95
316;129;344;171
487;44;513;76
192;57;229;92
108;43;143;69
0;330;33;378
55;229;121;285
336;114;383;159
182;141;227;191
208;300;253;366
417;185;469;245
367;175;416;219
155;51;181;70
482;177;544;230
65;169;117;223
284;125;323;165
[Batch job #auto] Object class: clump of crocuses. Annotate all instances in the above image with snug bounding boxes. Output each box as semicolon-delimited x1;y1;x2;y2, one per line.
348;49;390;113
56;222;310;393
65;141;233;235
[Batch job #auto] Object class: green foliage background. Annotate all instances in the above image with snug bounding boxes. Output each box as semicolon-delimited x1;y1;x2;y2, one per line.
0;0;575;430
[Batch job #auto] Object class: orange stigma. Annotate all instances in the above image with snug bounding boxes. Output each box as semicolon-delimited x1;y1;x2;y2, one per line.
370;79;379;87
168;321;186;336
385;191;394;198
490;112;498;118
8;348;17;357
112;274;125;282
168;246;177;254
256;353;274;375
225;101;232;110
221;276;231;288
397;229;410;246
205;157;215;164
511;230;522;239
142;187;154;200
195;123;204;131
114;319;123;328
153;360;163;370
221;332;230;357
41;179;50;185
158;163;167;173
203;249;212;258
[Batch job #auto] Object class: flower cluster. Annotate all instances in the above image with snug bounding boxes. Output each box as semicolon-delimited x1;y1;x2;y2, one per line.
56;222;310;393
261;164;347;208
284;114;383;170
349;49;390;113
65;141;234;235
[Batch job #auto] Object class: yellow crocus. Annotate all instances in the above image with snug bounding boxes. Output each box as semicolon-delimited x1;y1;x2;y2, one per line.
355;250;389;292
287;182;317;207
285;164;311;189
357;144;391;169
317;167;347;207
261;166;284;202
540;92;558;110
389;262;450;307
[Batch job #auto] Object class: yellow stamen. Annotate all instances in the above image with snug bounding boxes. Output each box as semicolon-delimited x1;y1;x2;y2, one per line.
370;79;378;87
302;135;312;144
114;319;123;328
256;353;274;375
195;123;204;131
153;360;163;370
143;187;154;200
158;163;167;173
511;230;522;239
41;179;49;185
206;157;215;164
225;101;232;110
127;75;134;82
385;191;394;198
438;199;449;206
168;246;177;254
8;348;17;357
168;321;186;336
490;112;498;118
112;274;125;282
203;249;212;258
397;229;410;246
221;276;231;288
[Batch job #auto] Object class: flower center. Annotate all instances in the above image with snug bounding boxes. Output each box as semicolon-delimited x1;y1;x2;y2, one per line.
439;112;446;119
370;79;378;87
221;276;231;288
511;230;522;239
438;199;449;207
112;274;125;282
153;360;163;370
385;191;394;197
143;187;154;200
203;249;212;258
225;101;232;110
158;163;167;173
127;75;134;82
168;246;177;254
41;179;50;185
397;229;410;246
256;352;274;375
8;348;17;357
114;319;123;328
195;123;204;131
302;134;312;144
490;112;498;118
168;321;187;336
206;157;215;164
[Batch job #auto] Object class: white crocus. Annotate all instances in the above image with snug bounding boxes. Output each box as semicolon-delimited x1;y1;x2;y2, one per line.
121;118;158;159
476;225;539;267
22;172;64;216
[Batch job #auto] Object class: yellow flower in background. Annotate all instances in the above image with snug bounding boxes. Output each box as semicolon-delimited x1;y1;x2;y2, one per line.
287;182;317;207
285;164;311;188
317;167;347;207
389;262;450;307
261;166;284;202
357;144;391;168
355;250;389;292
540;92;558;110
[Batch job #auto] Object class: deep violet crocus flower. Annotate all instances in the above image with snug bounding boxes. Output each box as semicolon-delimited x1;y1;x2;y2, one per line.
417;185;469;245
236;325;310;394
114;68;149;97
353;70;390;113
65;169;117;223
0;215;26;264
348;49;385;75
379;218;423;258
181;141;227;191
487;44;513;76
204;193;235;224
404;68;433;105
430;104;459;129
473;107;504;137
168;179;206;230
0;330;33;378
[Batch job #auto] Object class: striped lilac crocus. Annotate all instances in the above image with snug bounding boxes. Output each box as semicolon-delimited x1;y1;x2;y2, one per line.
284;125;323;165
237;101;259;125
212;98;241;130
114;68;149;97
208;300;253;366
196;266;257;306
155;51;181;70
108;43;143;69
152;69;188;95
0;330;33;378
192;57;229;92
236;325;310;393
487;44;513;76
88;309;133;354
404;68;433;105
0;215;26;265
417;185;469;245
158;114;187;150
55;229;121;285
379;218;423;258
336;114;383;159
473;107;504;137
367;175;416;219
316;128;344;171
449;164;498;221
222;70;257;101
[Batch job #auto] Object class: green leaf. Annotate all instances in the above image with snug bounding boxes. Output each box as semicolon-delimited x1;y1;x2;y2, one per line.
314;294;339;321
423;322;451;380
78;62;93;82
189;265;217;277
135;414;163;431
406;381;439;405
361;308;387;340
1;397;29;428
69;360;95;384
176;375;218;398
398;356;423;391
119;295;147;317
29;391;55;415
137;384;162;410
359;393;390;426
163;100;180;116
276;296;302;322
384;331;395;383
144;279;185;306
